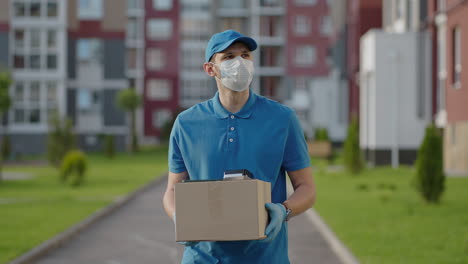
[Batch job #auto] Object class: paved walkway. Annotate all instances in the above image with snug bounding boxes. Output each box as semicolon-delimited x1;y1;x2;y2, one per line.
33;177;343;264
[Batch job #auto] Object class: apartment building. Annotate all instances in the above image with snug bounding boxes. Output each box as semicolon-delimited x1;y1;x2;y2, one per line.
0;0;345;155
346;0;382;118
143;0;180;138
360;0;432;166
2;0;69;154
428;0;468;175
285;0;347;142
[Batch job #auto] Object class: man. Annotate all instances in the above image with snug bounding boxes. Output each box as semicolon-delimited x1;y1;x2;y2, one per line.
163;29;316;264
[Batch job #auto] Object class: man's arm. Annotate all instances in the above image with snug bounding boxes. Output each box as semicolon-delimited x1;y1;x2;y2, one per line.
283;166;316;218
163;171;189;220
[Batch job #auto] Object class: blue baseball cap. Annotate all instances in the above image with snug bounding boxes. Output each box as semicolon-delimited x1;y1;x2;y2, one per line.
205;30;257;62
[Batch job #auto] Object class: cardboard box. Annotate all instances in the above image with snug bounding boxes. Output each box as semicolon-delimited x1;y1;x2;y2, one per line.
174;179;271;242
308;141;332;158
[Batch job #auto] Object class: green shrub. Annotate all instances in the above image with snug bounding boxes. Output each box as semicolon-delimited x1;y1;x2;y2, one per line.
60;150;88;187
344;117;364;174
47;114;76;167
315;127;330;142
159;108;184;143
414;124;445;203
1;135;11;160
103;134;115;158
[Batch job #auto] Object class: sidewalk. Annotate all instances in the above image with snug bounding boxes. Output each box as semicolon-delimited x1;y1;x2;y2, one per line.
30;177;345;264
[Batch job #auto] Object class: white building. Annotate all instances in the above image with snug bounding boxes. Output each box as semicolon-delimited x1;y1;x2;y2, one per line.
359;29;432;166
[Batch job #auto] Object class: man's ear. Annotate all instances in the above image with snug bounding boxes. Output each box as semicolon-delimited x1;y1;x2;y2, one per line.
203;62;216;77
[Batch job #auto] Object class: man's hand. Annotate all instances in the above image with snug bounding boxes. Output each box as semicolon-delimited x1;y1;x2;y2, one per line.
262;203;287;243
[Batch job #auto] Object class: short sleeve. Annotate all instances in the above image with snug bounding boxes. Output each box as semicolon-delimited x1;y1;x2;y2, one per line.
168;117;187;173
282;111;311;172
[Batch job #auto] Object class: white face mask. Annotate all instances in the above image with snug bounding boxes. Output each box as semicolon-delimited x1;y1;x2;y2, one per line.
213;56;254;92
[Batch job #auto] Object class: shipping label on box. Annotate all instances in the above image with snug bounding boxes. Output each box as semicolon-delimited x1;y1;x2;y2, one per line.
174;179;271;242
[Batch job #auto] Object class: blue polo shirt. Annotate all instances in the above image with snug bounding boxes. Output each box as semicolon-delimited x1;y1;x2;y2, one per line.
169;90;310;264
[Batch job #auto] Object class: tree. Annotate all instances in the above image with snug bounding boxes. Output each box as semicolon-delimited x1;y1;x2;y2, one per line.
343;117;364;174
314;127;329;142
0;71;12;183
414;124;445;203
116;88;141;153
47;114;76;168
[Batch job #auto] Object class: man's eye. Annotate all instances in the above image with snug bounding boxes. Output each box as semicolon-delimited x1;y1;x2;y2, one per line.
242;54;250;58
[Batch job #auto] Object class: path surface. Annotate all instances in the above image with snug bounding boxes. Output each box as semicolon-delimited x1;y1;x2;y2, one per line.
33;178;343;264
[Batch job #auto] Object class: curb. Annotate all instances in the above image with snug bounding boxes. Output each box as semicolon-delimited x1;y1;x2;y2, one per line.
304;209;360;264
8;173;168;264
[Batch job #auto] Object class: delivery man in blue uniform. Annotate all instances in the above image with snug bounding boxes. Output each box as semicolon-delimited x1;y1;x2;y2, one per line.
163;29;316;264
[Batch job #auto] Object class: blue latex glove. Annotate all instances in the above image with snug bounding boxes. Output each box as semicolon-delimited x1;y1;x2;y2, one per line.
173;213;198;247
262;203;287;243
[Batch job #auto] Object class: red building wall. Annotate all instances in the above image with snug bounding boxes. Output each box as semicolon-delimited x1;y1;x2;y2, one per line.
346;0;382;118
446;0;468;122
143;0;180;137
286;0;330;77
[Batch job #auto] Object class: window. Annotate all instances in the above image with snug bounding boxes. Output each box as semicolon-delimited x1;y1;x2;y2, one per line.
182;47;204;70
128;0;140;10
78;0;103;19
30;1;41;17
47;1;58;17
181;17;211;39
14;55;25;69
260;16;280;37
14;82;25;102
147;79;171;100
30;29;41;50
29;55;41;69
147;19;172;40
14;2;26;17
453;26;461;88
220;0;245;8
222;18;245;34
293;15;310;36
47;30;57;49
127;19;139;39
11;81;57;125
320;16;333;36
147;48;165;70
260;46;281;67
295;0;317;6
127;49;137;70
14;29;25;49
261;0;281;7
153;0;172;10
77;39;102;64
295;45;316;66
46;82;57;103
78;89;100;113
152;109;172;129
47;54;57;69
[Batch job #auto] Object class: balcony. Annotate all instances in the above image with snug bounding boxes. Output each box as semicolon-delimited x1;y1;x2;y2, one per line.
256;66;285;76
217;8;249;17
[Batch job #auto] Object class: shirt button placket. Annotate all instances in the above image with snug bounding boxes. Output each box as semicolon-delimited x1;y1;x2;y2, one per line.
228;115;237;151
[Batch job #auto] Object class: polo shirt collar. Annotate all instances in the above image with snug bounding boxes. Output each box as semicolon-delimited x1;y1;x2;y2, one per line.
212;89;257;119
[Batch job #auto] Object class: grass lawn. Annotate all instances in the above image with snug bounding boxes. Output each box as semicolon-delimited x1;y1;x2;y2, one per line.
0;146;168;264
312;159;468;264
